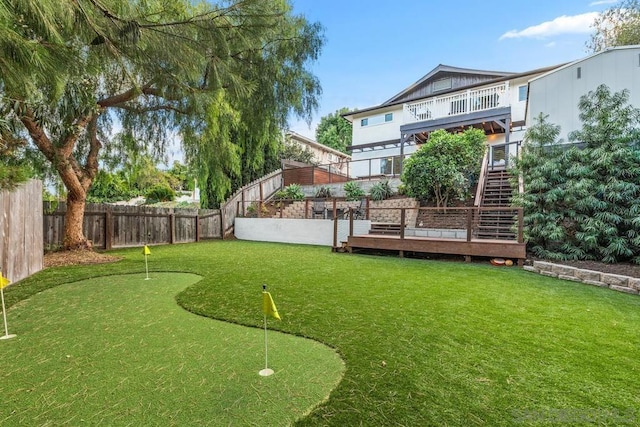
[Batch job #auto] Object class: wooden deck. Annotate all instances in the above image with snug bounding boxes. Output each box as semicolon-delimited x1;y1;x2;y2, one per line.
346;234;526;261
338;206;526;263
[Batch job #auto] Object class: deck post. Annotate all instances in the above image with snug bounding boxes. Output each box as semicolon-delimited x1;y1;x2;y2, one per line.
466;208;473;242
400;209;405;240
349;208;354;237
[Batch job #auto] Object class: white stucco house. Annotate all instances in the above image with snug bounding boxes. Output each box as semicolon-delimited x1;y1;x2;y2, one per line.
343;46;640;177
342;63;561;177
528;45;640;143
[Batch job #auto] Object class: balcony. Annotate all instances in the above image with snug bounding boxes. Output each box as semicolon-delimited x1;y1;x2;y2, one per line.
403;82;510;124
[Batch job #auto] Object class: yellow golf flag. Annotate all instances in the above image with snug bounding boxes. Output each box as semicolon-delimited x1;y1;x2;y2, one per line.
262;291;281;320
0;274;9;289
143;245;151;255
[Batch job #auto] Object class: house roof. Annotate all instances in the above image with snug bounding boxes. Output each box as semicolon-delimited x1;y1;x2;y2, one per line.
342;63;566;121
383;64;513;106
285;131;351;159
528;45;640;83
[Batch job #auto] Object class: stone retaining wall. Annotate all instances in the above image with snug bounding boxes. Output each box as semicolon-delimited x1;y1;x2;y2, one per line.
524;261;640;295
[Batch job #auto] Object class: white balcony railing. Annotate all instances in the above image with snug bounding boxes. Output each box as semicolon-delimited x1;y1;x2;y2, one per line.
403;82;510;123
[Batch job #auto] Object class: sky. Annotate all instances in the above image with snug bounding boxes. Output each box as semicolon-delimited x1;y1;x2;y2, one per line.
287;0;618;139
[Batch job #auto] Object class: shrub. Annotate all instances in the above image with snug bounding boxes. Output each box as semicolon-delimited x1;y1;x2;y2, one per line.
343;181;365;201
273;189;288;200
513;86;640;263
283;184;305;201
315;186;332;198
401;128;485;207
369;180;393;201
0;164;30;190
246;202;269;217
145;185;175;203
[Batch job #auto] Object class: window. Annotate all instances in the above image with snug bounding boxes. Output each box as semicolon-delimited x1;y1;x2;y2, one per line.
433;78;452;92
577;67;582;79
518;85;528;102
361;113;393;127
380;156;402;175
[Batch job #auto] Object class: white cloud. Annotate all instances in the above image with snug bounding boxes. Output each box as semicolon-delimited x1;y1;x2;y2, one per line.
545;41;557;48
499;12;599;40
589;0;617;5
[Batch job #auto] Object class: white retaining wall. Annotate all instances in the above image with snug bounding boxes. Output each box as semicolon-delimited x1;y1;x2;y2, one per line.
235;218;371;246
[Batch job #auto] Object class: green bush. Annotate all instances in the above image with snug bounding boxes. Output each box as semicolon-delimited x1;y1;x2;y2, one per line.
513;85;640;263
145;185;175;203
343;181;365;201
401;128;485;207
315;186;332;198
0;164;30;190
283;184;305;201
273;189;288;200
88;170;136;203
369;180;393;201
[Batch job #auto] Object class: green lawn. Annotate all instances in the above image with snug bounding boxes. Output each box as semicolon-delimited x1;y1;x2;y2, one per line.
4;240;640;426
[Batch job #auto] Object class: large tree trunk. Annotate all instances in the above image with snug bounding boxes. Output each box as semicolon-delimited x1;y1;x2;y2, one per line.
20;109;100;251
64;194;91;250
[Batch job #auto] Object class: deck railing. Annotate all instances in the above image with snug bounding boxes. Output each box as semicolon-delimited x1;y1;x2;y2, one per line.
403;82;510;123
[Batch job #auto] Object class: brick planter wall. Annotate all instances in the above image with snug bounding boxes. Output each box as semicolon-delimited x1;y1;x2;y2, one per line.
524;261;640;296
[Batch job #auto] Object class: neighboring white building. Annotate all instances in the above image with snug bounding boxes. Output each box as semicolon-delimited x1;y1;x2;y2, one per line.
528;45;640;142
285;131;351;174
343;64;562;176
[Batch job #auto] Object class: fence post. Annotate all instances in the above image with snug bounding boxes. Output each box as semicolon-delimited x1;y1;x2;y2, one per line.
105;207;113;250
220;208;226;240
195;213;200;242
169;212;175;244
333;216;338;249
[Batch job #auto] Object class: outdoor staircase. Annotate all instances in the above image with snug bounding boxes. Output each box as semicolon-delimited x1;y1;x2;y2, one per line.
477;169;517;240
369;223;403;235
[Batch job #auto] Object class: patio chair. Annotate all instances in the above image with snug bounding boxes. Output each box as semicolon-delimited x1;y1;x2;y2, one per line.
352;199;366;220
312;199;326;219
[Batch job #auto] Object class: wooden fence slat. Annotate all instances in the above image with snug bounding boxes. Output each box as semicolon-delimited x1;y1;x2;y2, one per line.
43;203;221;249
1;180;44;283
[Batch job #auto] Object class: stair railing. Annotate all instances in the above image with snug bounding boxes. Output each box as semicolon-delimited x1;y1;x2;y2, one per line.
474;148;490;207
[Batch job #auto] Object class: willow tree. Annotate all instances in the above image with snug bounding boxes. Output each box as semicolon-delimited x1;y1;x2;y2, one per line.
0;0;322;249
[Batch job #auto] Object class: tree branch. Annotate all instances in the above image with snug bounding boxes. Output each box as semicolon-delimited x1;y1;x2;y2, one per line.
112;104;189;115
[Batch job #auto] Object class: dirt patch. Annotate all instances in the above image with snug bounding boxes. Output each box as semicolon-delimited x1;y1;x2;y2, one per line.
44;250;123;268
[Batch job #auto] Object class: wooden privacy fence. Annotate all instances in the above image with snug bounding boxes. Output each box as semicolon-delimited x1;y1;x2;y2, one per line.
44;203;221;250
221;169;283;235
0;180;44;283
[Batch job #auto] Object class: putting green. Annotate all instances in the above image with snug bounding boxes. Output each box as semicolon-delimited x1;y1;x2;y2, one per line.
0;273;344;426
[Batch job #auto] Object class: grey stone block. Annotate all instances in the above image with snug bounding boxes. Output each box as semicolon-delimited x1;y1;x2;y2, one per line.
610;285;639;295
601;273;630;288
574;269;602;282
523;266;537;273
552;265;577;276
533;261;555;272
629;278;640;292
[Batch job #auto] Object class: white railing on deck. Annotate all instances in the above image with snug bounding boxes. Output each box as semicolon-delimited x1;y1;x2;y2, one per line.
403;82;510;123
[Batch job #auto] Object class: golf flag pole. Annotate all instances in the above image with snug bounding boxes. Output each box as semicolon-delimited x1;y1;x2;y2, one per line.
143;245;151;280
260;284;280;376
0;269;16;340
